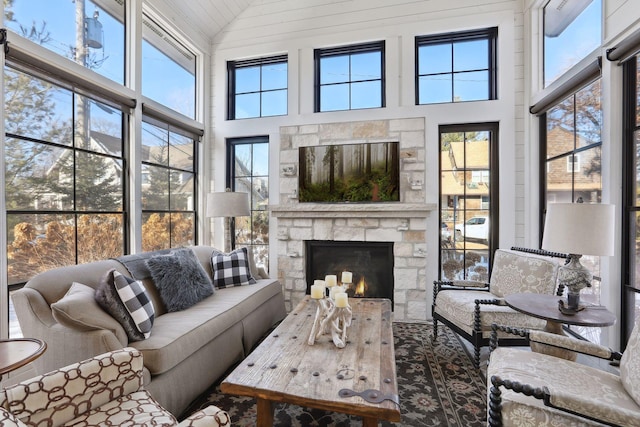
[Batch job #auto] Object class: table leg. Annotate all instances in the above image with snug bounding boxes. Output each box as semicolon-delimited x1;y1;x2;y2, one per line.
529;320;577;361
362;416;379;427
256;398;275;427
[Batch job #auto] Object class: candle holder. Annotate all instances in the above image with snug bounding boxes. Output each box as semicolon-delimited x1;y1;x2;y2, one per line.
308;296;333;345
308;296;352;348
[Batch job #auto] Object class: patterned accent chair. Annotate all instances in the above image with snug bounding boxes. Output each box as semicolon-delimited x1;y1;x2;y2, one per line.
487;322;640;426
0;347;230;427
432;248;566;367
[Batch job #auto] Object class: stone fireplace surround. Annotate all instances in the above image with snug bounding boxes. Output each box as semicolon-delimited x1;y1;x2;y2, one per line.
271;118;435;321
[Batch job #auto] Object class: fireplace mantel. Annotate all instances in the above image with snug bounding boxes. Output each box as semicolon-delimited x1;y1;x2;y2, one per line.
270;203;436;219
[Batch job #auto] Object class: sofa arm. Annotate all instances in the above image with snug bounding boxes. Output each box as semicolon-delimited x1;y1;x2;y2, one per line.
179;405;231;427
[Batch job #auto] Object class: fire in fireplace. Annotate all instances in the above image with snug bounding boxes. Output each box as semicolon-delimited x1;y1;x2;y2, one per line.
305;240;394;304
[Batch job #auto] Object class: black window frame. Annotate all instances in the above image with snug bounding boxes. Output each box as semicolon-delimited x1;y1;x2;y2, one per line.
227;55;288;120
314;41;386;112
438;122;500;281
415;27;498;105
226;136;270;267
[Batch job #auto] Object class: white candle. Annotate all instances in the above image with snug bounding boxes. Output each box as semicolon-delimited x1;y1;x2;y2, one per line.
330;285;343;299
314;279;326;287
335;292;348;308
325;275;337;287
310;284;324;299
341;271;352;284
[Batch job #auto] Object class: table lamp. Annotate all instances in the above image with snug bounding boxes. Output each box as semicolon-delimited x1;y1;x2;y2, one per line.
541;202;615;314
206;189;250;252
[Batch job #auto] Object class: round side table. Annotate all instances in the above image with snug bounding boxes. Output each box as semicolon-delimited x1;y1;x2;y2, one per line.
0;338;47;379
504;293;616;360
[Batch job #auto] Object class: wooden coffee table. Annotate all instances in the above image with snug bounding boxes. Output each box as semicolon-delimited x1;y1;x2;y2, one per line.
221;297;400;426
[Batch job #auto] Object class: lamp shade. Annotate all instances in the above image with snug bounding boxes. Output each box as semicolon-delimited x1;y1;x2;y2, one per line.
206;191;250;218
541;203;615;256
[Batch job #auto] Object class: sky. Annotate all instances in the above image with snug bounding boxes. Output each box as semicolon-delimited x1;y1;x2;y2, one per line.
5;0;195;118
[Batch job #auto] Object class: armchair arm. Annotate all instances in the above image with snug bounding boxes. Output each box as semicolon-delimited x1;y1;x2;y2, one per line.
489;375;640;427
489;324;622;361
432;279;490;304
178;405;231;427
1;347;143;426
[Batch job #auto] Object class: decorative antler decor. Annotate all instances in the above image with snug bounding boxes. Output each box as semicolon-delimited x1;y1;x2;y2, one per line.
308;280;352;348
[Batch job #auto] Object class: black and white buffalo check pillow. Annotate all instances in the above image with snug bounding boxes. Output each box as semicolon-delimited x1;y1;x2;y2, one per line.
211;247;257;288
113;271;155;338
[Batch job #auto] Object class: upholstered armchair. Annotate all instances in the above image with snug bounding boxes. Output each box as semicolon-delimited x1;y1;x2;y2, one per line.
0;347;230;427
432;247;566;367
487;323;640;426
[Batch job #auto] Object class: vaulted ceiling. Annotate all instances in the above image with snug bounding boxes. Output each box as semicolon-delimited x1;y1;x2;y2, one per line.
146;0;255;43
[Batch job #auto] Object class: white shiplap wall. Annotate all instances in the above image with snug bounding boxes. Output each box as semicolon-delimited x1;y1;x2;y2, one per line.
209;0;526;317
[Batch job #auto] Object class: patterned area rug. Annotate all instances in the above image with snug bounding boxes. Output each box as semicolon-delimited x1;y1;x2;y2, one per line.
182;322;487;426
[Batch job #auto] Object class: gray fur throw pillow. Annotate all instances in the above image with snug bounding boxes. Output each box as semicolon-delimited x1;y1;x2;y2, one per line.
95;269;146;342
146;248;214;312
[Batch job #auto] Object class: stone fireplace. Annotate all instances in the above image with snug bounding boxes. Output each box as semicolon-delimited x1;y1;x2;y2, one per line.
271;118;435;321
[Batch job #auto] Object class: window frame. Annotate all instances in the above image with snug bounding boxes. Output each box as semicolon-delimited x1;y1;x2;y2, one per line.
438;122;500;281
314;41;386;112
227;55;288;120
415;27;498;105
226;136;270;268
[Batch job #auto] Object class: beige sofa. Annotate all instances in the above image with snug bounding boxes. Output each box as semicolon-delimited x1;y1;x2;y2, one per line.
11;246;287;416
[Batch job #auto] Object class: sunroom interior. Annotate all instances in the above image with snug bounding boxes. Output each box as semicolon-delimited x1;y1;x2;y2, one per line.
2;0;640;357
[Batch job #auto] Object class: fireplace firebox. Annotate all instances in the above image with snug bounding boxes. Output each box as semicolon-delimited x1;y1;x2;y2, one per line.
305;240;394;304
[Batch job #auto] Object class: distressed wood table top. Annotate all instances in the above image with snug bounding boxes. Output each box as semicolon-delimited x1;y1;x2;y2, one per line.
221;297;400;426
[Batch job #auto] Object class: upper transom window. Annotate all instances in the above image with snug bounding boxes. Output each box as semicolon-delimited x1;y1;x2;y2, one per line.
314;41;385;112
543;0;602;87
227;55;288;120
416;28;497;104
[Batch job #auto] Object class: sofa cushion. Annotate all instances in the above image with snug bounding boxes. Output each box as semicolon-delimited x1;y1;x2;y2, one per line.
146;248;214;312
95;269;146;342
113;271;155;339
621;321;640;407
211;247;257;288
131;278;281;375
51;282;128;343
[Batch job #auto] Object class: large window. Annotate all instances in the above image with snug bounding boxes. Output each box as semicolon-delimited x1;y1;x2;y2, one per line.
416;28;497;104
228;137;269;269
5;67;125;286
142;15;197;118
622;55;640;345
314;41;385;112
227;55;288;120
5;0;125;85
543;0;601;87
439;123;498;281
141;118;197;252
542;78;602;305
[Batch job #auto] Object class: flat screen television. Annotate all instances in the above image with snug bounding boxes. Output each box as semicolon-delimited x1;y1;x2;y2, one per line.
298;141;399;203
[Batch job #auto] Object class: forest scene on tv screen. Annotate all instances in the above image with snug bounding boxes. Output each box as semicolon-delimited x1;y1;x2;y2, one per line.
299;142;399;203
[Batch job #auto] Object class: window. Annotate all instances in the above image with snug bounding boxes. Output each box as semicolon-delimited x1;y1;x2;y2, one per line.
141;118;197;252
5;0;125;85
566;153;581;172
416;28;497;104
542;78;602;306
622;55;640;345
227;55;288;120
543;0;602;87
228;137;269;269
315;41;385;112
439;123;498;281
142;15;197;118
